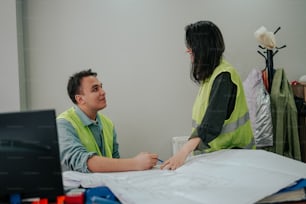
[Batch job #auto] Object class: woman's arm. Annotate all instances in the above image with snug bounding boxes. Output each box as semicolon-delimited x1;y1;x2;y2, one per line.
160;137;201;170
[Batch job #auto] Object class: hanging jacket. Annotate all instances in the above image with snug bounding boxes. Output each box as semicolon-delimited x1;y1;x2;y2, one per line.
192;59;255;152
243;69;273;147
57;107;114;157
264;69;301;161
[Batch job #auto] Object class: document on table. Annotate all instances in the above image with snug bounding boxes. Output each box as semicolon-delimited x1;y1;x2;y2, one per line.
63;149;306;204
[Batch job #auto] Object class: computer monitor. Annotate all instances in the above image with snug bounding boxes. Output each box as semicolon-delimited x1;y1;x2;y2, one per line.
0;109;64;202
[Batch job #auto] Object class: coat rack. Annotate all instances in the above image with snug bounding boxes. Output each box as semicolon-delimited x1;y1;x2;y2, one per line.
257;26;286;93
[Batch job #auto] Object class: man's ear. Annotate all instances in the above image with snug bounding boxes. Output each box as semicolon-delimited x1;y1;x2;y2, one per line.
75;95;85;104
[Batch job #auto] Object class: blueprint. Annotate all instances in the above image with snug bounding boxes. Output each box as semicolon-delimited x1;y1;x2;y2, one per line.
63;149;306;204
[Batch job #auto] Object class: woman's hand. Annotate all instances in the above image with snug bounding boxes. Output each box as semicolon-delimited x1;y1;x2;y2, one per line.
160;149;189;170
160;137;201;170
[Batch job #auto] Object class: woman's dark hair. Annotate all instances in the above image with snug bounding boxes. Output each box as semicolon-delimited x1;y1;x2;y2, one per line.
185;21;225;84
67;69;97;104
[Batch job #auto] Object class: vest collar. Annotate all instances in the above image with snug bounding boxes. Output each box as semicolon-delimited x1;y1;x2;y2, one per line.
74;106;100;127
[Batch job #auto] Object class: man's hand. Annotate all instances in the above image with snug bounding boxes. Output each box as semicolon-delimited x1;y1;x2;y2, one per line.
133;152;158;170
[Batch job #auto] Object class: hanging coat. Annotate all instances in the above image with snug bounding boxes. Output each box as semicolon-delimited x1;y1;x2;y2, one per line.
265;68;301;161
243;69;273;147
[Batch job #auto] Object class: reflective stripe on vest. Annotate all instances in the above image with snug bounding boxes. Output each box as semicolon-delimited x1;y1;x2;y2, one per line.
57;107;113;157
192;111;250;134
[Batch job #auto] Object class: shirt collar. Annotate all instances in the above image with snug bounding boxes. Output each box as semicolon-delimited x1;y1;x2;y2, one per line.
74;105;100;127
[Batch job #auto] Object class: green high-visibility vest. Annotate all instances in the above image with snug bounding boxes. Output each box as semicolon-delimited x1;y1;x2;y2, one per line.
192;59;255;152
58;107;113;157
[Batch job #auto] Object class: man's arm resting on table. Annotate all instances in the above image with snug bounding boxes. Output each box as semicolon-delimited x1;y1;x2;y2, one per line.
87;152;158;172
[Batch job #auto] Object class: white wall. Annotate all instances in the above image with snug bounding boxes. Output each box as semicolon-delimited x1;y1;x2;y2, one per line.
21;0;306;160
0;0;20;112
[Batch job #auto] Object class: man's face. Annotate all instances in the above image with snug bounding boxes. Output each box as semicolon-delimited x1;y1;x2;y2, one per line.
77;75;107;111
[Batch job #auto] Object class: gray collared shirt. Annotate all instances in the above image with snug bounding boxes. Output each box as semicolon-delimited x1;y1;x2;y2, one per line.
57;106;120;173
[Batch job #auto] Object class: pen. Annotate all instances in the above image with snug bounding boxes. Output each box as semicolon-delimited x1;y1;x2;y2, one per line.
157;158;164;163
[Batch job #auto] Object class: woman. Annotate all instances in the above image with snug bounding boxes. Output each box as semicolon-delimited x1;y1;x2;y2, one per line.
161;21;255;170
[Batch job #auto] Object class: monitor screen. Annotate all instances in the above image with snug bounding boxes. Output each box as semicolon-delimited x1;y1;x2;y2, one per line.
0;109;64;202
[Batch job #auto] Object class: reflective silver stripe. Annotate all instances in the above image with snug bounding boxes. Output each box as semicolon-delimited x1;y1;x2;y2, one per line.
192;112;250;133
192;112;254;149
220;112;250;134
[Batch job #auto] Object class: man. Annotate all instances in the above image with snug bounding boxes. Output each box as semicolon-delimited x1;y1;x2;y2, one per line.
57;69;158;173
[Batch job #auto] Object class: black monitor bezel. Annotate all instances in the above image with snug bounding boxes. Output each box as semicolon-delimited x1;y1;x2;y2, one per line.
0;109;64;202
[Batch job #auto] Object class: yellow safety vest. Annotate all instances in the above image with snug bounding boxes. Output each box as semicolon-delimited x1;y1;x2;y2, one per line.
192;59;255;152
57;107;114;157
